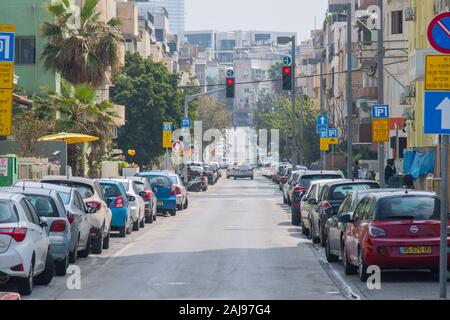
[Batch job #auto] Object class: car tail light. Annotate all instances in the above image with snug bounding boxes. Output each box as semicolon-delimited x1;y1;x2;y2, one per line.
292;202;300;207
170;186;176;197
0;227;27;242
368;225;387;238
50;220;66;232
322;201;332;211
114;196;125;208
293;185;306;193
10;264;24;272
200;176;206;182
67;214;76;224
86;201;102;210
174;185;181;195
144;190;152;200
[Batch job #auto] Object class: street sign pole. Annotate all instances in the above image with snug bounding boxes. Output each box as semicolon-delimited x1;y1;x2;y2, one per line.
378;0;385;187
440;135;449;299
291;35;298;170
346;3;353;179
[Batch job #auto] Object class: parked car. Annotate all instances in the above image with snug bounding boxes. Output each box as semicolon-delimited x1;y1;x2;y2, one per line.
234;164;254;180
226;165;236;179
111;178;146;231
283;168;307;205
313;180;381;247
187;166;208;191
129;177;157;223
203;164;218;185
272;164;289;183
168;173;188;210
41;176;112;254
278;166;292;190
98;180;133;237
291;170;345;226
325;189;400;264
340;191;446;281
0;193;54;295
137;172;178;215
12;181;95;261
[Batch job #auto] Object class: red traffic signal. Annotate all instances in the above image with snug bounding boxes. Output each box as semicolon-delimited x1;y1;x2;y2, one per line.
227;78;235;86
226;77;235;98
282;66;293;90
283;66;292;75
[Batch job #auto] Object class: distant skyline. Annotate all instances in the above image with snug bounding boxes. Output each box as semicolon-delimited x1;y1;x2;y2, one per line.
185;0;328;41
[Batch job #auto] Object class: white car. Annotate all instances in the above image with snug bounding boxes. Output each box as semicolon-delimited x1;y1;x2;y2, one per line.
111;178;146;231
41;176;112;255
168;173;188;210
0;193;54;295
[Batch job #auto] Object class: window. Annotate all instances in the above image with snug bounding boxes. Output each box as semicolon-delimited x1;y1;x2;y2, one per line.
376;196;439;221
0;201;17;223
99;183;122;198
27;195;59;218
391;10;403;35
22;199;40;225
15;37;36;65
353;197;368;222
58;192;71;205
338;195;352;215
329;183;379;201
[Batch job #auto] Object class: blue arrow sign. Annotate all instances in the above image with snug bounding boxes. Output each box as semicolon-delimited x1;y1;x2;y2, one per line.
317;115;328;125
328;128;339;138
0;32;15;62
181;117;191;128
283;55;292;66
372;104;390;119
424;91;450;134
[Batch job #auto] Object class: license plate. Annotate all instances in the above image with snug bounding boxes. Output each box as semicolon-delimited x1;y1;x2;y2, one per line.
157;201;163;206
399;246;432;255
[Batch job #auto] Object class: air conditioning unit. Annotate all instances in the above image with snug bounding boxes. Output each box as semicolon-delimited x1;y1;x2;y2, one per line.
405;7;416;21
403;107;415;121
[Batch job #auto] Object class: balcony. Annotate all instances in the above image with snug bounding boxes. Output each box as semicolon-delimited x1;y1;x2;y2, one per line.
358;86;378;100
357;0;377;10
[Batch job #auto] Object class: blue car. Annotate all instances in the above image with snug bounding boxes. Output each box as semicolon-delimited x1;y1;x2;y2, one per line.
137;172;177;216
98;180;133;237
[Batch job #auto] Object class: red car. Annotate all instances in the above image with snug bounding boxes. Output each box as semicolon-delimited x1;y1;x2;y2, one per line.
340;191;450;281
0;292;20;300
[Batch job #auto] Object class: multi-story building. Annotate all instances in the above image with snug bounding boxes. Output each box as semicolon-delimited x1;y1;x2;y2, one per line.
134;0;185;33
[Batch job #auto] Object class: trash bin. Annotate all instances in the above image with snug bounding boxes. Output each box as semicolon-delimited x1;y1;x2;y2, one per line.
0;155;18;187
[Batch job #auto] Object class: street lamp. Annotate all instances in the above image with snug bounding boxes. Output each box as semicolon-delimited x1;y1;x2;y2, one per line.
277;35;300;170
328;3;353;179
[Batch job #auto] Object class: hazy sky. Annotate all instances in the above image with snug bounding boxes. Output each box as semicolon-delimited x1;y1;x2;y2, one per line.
185;0;328;41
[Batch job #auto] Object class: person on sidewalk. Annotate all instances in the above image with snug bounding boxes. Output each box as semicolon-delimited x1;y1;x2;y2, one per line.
384;158;396;187
352;160;361;180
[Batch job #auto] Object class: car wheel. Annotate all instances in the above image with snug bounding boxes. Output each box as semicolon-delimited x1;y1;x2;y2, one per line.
103;226;110;250
306;219;313;240
35;251;54;285
78;235;91;258
119;225;126;238
342;242;357;275
69;237;79;263
283;195;287;204
145;212;152;224
133;218;139;231
17;259;34;296
358;249;369;282
139;217;145;228
234;177;236;180
320;222;326;248
291;208;300;226
183;198;189;209
169;209;176;216
91;231;104;254
251;176;254;180
311;222;320;244
325;236;339;262
301;217;309;236
177;204;183;211
55;255;68;276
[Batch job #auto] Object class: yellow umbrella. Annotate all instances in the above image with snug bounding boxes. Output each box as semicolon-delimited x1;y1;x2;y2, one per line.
38;132;99;145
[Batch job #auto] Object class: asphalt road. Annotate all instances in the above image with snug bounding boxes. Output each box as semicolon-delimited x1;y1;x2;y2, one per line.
11;173;342;300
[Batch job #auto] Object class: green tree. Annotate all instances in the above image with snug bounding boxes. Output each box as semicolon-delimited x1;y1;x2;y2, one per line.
34;81;116;176
111;53;185;166
40;0;123;87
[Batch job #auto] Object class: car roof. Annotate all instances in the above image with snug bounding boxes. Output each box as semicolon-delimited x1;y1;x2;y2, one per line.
0;192;26;201
98;179;122;185
368;190;438;199
42;175;95;186
301;170;343;176
323;179;380;187
309;179;343;187
14;181;74;193
138;171;170;177
0;187;56;197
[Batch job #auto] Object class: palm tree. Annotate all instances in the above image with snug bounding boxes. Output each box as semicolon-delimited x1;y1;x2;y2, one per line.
34;81;117;176
41;0;123;87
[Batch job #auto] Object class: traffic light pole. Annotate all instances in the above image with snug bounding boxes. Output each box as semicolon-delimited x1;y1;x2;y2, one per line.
320;55;325;169
291;35;298;170
378;0;385;187
346;3;353;179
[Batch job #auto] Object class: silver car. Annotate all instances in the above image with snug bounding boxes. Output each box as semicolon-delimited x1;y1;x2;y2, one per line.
0;186;73;276
233;164;254;180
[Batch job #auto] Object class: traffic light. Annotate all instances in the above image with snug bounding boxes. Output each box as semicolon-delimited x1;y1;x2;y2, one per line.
226;77;235;98
282;66;293;91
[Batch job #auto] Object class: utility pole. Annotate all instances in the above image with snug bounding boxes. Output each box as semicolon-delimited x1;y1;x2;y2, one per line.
440;135;449;299
291;35;298;170
378;0;385;187
346;3;353;179
320;51;325;169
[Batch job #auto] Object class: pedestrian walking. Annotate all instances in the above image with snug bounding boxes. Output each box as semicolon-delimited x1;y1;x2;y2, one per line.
352;160;361;180
384;158;396;187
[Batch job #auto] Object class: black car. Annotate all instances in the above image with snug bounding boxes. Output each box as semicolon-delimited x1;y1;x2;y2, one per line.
313;180;380;247
324;188;401;263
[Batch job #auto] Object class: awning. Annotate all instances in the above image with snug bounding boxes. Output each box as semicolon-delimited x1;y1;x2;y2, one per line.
38;132;99;145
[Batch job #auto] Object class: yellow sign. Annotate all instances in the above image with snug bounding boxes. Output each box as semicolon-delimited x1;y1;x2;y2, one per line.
0;24;16;32
0;89;12;136
322;138;338;145
320;138;329;151
425;55;450;91
162;122;173;148
0;62;13;89
372;118;390;142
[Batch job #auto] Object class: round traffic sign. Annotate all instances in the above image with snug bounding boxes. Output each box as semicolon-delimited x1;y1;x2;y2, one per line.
226;68;234;78
283;56;292;66
428;12;450;54
172;140;183;152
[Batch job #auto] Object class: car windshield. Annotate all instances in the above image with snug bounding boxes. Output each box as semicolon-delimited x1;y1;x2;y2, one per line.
329;183;379;201
376;196;439;221
99;183;122;198
298;175;342;188
145;176;171;188
238;165;250;170
0;201;18;223
44;181;94;199
27;195;59;218
170;176;178;184
57;192;71;205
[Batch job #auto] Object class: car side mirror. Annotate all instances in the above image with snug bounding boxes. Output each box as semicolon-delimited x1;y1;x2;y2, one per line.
40;216;48;228
127;194;136;202
338;214;352;223
307;198;317;205
138;191;147;198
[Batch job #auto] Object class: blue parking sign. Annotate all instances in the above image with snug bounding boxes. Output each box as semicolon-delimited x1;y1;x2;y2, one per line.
182;117;191;128
328;128;339;138
0;32;15;62
372;104;389;119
